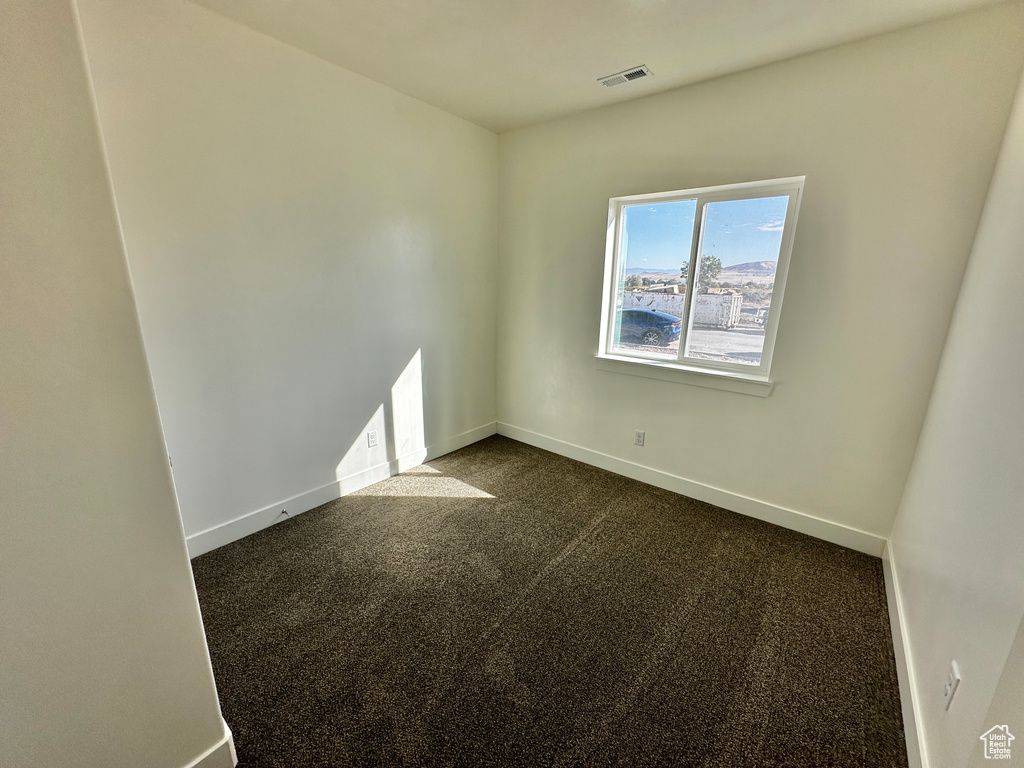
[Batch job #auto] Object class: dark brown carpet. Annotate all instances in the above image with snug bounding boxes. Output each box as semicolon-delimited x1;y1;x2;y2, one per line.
191;435;907;767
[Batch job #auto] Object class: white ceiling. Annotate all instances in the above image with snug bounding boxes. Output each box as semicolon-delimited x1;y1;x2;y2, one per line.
191;0;1001;132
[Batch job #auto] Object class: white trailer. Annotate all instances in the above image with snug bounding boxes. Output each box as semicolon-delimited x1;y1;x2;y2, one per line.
622;291;685;316
622;290;743;328
693;294;743;329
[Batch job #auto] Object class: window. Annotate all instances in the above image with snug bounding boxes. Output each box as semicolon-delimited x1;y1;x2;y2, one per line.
598;177;803;387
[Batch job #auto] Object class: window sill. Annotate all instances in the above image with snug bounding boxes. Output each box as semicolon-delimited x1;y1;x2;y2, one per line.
595;354;774;397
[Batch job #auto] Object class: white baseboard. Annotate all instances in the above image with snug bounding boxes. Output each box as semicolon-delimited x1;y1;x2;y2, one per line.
182;720;236;768
186;422;497;557
882;543;927;768
496;422;886;556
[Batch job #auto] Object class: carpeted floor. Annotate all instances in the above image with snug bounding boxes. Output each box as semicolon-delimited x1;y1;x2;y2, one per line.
191;435;907;767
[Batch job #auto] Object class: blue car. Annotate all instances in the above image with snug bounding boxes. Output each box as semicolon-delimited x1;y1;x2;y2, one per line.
616;308;682;346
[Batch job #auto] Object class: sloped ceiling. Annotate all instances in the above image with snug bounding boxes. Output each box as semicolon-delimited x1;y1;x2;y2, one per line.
191;0;1002;132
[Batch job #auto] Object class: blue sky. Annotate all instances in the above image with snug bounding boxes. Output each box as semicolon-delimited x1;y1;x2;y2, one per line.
622;195;789;271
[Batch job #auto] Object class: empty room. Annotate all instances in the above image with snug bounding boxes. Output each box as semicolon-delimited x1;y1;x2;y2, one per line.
4;0;1024;766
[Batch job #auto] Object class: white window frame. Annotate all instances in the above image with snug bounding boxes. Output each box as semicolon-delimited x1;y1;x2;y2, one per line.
597;176;804;393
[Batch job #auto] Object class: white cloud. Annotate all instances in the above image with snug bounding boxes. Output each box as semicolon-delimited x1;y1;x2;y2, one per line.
757;218;785;232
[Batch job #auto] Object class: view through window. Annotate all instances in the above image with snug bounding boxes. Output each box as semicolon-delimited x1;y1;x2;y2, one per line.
601;178;803;377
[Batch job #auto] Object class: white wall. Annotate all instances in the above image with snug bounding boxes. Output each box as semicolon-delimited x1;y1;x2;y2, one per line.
497;4;1024;544
890;67;1024;768
0;1;232;766
74;0;498;550
967;615;1024;768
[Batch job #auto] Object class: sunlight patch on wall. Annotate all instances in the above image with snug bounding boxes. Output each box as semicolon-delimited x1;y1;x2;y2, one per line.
335;404;389;491
391;349;426;472
333;350;428;491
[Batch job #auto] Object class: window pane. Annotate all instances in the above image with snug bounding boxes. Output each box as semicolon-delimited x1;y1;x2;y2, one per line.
611;199;696;359
683;196;790;367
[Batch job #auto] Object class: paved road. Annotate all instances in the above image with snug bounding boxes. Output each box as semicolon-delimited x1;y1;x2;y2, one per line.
617;327;765;365
687;327;765;364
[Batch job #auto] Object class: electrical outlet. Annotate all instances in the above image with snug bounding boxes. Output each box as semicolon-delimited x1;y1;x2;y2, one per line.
943;660;961;710
634;430;645;447
367;430;378;448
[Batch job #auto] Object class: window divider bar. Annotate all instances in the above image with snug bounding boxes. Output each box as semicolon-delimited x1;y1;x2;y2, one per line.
676;198;704;363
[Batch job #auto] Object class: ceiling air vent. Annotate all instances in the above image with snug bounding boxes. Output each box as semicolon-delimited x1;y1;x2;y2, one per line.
598;65;652;88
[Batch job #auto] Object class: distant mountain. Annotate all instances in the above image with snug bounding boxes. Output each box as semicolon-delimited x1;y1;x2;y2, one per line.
720;260;777;275
624;267;681;276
